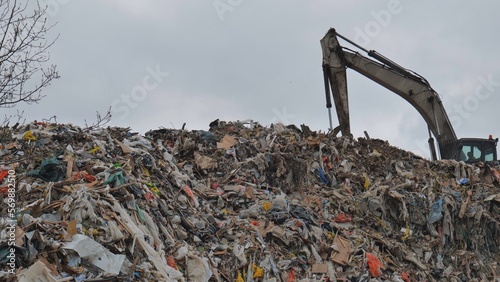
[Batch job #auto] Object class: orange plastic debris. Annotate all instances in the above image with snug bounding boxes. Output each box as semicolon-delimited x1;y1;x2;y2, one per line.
287;268;296;282
366;252;383;277
167;256;178;270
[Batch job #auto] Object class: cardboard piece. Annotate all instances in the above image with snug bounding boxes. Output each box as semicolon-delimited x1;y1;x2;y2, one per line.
37;256;60;277
116;139;133;154
311;263;328;273
15;225;25;246
330;236;351;265
217;135;237;149
65;155;74;179
67;220;78;236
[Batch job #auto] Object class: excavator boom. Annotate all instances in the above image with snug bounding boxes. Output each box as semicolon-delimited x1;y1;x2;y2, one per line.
321;28;497;162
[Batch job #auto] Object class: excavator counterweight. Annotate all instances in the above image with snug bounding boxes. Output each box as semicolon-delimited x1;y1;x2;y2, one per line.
321;28;498;163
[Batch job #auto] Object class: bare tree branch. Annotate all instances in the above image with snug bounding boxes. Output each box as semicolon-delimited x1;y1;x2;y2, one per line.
84;107;113;131
0;0;59;107
2;109;24;128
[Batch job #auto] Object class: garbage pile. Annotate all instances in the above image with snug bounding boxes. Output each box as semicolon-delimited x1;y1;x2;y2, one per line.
1;120;499;281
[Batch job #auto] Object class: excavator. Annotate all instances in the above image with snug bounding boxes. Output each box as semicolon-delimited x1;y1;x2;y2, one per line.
321;28;498;164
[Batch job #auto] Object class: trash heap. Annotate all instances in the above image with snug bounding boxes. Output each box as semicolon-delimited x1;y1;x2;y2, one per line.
1;120;499;282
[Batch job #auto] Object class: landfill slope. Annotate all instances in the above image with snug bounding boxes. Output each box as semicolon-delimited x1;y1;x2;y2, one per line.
0;120;499;282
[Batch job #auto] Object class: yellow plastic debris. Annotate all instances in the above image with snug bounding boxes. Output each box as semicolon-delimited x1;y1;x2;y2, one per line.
375;217;389;231
401;221;411;241
23;130;36;141
364;174;371;190
150;187;160;196
141;166;150;177
253;264;264;278
326;232;334;240
263;201;272;211
235;271;245;282
89;146;101;154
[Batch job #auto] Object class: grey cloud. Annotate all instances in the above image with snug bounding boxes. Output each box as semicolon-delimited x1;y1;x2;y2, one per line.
3;1;500;159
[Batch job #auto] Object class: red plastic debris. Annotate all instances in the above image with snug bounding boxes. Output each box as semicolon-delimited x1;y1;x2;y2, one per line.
366;252;383;277
0;170;9;182
73;171;96;182
333;213;352;223
144;192;156;201
401;272;411;282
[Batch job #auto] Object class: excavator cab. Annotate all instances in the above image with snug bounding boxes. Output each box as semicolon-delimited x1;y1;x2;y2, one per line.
449;137;498;163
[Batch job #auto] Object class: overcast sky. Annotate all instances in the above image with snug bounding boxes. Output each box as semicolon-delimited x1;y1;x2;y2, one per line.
4;0;500;159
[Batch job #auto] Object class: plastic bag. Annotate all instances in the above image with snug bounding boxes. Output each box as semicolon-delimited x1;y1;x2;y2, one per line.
427;198;444;224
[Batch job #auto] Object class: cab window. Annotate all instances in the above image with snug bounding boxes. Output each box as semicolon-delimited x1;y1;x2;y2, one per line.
460;144;481;162
484;143;495;161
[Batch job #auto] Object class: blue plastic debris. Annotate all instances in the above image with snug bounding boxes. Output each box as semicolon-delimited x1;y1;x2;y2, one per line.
317;167;332;185
428;197;444;224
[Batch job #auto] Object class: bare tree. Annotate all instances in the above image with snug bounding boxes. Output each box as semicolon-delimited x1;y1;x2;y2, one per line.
0;0;59;107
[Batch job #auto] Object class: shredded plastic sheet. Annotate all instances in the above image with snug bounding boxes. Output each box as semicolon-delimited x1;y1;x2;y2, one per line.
104;170;128;186
186;254;212;282
62;234;125;275
26;156;65;182
18;261;57;282
110;201;182;281
62;188;98;223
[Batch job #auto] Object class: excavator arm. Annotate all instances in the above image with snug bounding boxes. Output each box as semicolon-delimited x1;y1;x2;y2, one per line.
321;28;458;159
